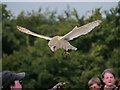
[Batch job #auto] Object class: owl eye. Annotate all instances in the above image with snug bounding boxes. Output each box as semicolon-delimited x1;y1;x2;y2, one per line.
53;46;56;49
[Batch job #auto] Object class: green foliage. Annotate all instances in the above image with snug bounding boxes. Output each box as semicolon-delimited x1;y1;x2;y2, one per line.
1;4;12;20
2;2;120;89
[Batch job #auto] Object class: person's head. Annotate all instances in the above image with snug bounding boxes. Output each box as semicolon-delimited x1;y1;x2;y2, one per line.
2;71;25;90
88;77;101;90
102;68;116;88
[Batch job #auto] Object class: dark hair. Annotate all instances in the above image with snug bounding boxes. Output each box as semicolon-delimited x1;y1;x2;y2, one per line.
102;68;115;78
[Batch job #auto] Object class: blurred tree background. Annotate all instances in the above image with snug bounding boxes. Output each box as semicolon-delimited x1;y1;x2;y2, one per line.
2;2;120;89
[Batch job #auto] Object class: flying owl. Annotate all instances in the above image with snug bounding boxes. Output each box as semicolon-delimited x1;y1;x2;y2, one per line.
16;20;101;53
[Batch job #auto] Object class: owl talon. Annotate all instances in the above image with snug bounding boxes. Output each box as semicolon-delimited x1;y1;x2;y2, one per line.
63;51;70;58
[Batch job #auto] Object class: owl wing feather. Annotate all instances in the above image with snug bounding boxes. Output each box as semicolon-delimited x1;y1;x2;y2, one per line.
16;26;52;40
62;20;102;41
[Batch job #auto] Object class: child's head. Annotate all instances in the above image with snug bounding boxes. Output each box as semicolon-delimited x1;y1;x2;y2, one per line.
102;68;116;87
88;77;101;90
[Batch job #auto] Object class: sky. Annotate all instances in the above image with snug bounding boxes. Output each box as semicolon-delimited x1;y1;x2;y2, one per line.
2;2;118;18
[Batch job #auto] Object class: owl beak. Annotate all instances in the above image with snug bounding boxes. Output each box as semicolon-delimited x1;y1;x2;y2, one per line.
50;47;55;52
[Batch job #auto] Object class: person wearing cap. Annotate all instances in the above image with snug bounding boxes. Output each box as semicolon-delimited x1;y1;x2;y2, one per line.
1;71;25;90
88;77;101;90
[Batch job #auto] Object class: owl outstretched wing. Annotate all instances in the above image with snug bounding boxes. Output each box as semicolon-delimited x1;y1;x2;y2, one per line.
62;20;102;41
16;26;52;40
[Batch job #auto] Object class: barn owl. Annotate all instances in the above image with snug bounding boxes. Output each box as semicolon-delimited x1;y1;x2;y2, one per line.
16;20;101;53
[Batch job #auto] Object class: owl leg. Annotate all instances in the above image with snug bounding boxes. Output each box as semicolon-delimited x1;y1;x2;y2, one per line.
63;50;70;58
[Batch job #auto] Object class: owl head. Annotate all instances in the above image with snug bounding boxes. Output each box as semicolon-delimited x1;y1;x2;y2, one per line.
48;36;61;52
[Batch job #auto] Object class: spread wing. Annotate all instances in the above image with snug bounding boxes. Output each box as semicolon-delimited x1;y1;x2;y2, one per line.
61;20;102;41
16;26;52;40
